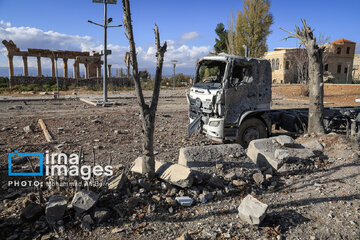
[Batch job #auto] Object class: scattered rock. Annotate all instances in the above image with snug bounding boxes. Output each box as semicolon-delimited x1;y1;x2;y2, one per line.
71;190;99;214
155;161;195;188
20;202;43;221
93;208;110;224
23;125;35;133
302;140;324;151
177;232;193;240
108;173;127;191
46;195;67;224
238;195;268;225
224;172;236;181
252;172;264;186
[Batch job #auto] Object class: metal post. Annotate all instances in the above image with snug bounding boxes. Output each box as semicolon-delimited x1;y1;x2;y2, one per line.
103;0;108;102
173;63;176;90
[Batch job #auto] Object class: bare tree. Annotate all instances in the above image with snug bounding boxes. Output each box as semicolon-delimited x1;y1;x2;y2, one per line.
226;12;236;55
280;19;325;134
122;0;167;178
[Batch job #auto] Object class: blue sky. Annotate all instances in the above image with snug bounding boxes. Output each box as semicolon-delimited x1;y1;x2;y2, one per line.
0;0;359;76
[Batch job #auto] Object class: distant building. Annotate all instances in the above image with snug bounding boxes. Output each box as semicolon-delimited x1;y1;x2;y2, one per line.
264;38;357;84
353;54;360;82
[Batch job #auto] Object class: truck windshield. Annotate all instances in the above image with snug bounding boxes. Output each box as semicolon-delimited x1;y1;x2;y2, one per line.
194;60;226;88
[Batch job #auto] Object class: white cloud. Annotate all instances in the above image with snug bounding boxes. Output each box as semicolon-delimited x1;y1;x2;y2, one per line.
180;32;200;42
0;20;210;74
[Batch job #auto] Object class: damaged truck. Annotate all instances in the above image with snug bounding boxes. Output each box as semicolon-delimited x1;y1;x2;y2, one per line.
187;53;360;147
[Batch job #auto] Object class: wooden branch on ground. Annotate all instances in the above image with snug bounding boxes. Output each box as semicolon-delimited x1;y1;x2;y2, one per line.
38;119;54;142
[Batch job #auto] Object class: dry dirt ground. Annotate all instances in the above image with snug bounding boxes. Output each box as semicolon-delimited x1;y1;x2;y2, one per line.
0;85;359;240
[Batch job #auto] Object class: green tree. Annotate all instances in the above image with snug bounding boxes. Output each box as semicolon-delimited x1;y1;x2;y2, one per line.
235;0;273;58
139;69;151;81
214;23;228;53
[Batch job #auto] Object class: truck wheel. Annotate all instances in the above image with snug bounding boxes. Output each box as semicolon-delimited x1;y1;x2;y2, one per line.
237;118;267;147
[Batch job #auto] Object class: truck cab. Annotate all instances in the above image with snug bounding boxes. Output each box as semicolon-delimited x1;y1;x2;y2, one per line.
187;53;272;147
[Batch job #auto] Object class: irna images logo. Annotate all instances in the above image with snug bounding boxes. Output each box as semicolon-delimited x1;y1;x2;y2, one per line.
8;150;44;176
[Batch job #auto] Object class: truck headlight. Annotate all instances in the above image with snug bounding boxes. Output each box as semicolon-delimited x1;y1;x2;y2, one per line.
209;121;220;127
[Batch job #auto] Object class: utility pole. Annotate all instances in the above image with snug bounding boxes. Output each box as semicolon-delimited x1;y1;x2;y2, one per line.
89;0;121;103
171;60;178;90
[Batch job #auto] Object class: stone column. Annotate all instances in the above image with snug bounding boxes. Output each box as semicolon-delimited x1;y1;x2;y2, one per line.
73;62;80;79
22;56;29;77
108;64;112;78
84;64;89;79
51;57;55;77
97;65;101;78
37;56;42;77
63;58;68;78
7;54;14;79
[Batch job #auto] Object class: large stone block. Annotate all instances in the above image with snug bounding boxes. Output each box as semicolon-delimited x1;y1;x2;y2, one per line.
178;144;244;167
246;135;315;170
238;195;268;225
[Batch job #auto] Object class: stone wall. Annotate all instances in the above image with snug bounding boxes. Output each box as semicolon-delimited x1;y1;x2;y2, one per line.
3;76;133;89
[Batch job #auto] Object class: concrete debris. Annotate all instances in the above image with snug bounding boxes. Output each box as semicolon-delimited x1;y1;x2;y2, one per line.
274;149;290;161
238;195;268;225
175;196;194;206
71;190;99;214
108;173;127;191
302;140;324;151
45;195;67;224
224;172;236;181
130;157;147;175
275;135;295;147
178;144;244;168
23;125;35;133
247;135;316;170
20;203;43;221
155;161;195;188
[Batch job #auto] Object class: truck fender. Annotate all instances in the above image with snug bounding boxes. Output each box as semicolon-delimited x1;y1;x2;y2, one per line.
238;111;271;136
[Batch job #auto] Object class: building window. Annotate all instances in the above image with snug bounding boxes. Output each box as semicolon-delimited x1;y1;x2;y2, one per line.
324;64;328;71
337;64;341;74
285;61;290;70
276;58;279;70
272;59;275;71
336;47;341;54
346;47;350;54
344;67;348;74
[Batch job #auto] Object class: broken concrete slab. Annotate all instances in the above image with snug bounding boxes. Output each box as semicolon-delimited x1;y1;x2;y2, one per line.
108;173;127;191
246;136;316;170
238;195;268;225
71;190;99;214
275;135;294;147
178;144;258;178
131;157;202;188
45;195;67;224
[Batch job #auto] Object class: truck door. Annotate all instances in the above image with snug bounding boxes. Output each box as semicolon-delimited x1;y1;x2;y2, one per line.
224;61;256;124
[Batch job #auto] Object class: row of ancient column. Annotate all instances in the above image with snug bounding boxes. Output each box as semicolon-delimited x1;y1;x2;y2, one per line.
7;54;111;79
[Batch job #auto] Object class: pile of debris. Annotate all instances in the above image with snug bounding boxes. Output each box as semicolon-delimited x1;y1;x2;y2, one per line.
0;135;327;239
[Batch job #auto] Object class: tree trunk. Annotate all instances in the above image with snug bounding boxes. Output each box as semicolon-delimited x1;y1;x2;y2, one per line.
307;44;325;134
122;0;167;179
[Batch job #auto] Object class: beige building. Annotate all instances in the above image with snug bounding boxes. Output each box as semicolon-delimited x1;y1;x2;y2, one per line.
353;54;360;82
264;38;357;84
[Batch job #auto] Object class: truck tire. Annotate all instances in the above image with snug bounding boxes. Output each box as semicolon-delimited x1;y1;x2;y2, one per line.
237;118;267;147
